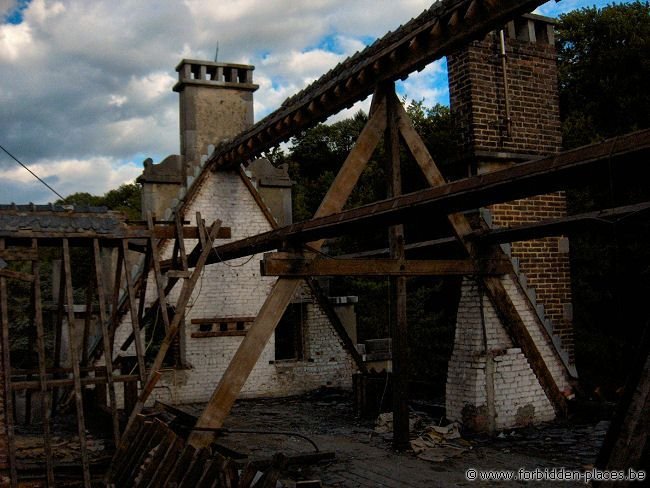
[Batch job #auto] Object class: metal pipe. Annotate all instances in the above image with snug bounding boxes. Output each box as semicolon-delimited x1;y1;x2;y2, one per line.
499;29;512;137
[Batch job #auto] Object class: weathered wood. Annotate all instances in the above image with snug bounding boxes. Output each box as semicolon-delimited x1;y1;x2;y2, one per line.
136;240;153;334
178;448;211;488
51;257;65;417
107;415;144;483
108;248;123;347
194;129;650;266
146;212;172;334
121;239;147;384
0;248;38;261
163;445;197;486
261;254;508;276
395;96;567;415
191;316;257;324
385;85;409;451
93;239;120;445
81;277;94;367
175;211;189;272
31;239;55;487
62;238;92;487
191;330;248;338
121;218;222;439
0;239;18;487
197;0;548;172
145;435;184;488
0;268;34;282
10;374;139;390
188;92;388;448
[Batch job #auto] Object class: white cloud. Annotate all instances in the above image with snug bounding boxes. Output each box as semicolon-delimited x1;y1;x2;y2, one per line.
3;0;617;204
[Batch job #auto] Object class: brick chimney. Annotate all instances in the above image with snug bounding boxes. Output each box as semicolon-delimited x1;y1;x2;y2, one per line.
448;13;574;362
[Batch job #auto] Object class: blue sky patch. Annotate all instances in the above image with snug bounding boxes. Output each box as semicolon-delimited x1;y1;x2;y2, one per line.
3;0;30;25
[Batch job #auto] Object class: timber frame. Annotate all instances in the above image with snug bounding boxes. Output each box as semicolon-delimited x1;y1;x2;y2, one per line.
0;208;226;487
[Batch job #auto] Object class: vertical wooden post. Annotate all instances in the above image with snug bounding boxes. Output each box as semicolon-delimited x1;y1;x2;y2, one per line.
146;213;171;333
0;239;18;487
51;261;65;417
93;239;121;445
81;279;94;368
188;91;388;448
384;84;410;450
120;240;147;384
108;249;123;348
62;239;91;487
31;239;55;486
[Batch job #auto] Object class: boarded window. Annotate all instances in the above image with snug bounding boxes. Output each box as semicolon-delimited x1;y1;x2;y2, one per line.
275;303;304;360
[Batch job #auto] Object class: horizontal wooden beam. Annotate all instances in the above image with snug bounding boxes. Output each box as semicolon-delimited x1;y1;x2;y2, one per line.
260;253;509;276
10;374;139;391
190;317;256;325
0;249;38;261
472;201;650;244
191;331;248;338
0;268;34;282
194;130;650;266
0;225;231;242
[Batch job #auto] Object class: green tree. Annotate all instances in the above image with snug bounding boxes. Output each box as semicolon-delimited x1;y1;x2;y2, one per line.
58;182;142;220
557;1;650;148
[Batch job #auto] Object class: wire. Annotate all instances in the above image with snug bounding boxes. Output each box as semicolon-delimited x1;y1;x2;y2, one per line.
0;143;65;200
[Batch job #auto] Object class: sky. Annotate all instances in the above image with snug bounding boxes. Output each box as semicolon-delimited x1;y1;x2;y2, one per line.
0;0;626;204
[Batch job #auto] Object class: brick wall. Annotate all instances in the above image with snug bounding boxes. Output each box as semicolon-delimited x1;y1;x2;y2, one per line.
448;15;574;360
446;277;569;430
112;170;355;405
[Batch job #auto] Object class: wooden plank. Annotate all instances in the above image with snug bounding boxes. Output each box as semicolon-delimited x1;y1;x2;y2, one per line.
188;91;388;448
136;240;153;335
80;278;94;367
120;218;222;439
107;415;144;483
62;238;92;487
178;448;211;488
261;255;508;276
385;84;409;451
194;129;650;267
51;257;65;417
175;211;189;272
191;316;256;324
115;420;156;487
0;268;34;282
31;239;55;486
146;212;172;334
136;422;176;487
121;239;147;384
0;239;18;487
93;239;120;445
191;330;248;338
395;95;567;415
162;445;197;487
108;247;123;347
145;435;184;488
10;374;139;390
0;248;38;261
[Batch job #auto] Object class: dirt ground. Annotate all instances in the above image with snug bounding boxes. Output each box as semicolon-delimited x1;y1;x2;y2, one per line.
179;389;608;487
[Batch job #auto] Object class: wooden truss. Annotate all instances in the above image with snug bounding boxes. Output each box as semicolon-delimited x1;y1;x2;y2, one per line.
0;211;225;487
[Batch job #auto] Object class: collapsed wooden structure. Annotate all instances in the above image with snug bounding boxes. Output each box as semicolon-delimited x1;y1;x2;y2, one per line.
1;0;648;485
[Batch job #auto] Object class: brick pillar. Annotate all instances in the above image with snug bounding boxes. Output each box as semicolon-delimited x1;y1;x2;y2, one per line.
448;13;573;361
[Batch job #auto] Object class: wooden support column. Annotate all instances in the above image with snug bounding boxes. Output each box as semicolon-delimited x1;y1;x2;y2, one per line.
62;239;91;487
188;90;388;448
384;83;410;450
93;239;121;445
0;239;18;487
31;239;55;486
51;260;65;417
120;240;146;384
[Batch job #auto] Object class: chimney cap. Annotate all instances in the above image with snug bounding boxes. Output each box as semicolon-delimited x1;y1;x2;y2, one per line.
175;58;255;72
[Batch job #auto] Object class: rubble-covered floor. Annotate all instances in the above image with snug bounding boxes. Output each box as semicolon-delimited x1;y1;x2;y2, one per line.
177;389;609;487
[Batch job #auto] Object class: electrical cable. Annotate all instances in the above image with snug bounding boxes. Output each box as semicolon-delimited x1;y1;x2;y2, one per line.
0;143;65;200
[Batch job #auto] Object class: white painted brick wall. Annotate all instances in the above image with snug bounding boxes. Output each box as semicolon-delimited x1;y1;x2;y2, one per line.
446;277;559;429
109;170;355;407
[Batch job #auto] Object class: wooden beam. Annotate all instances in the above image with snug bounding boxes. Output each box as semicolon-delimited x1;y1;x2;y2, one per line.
260;254;509;276
62;239;91;487
188;91;389;448
0;248;38;261
0;239;18;487
10;374;140;391
31;239;55;486
147;212;172;335
0;268;34;282
193;129;650;266
120;239;147;384
386;84;409;451
93;239;121;446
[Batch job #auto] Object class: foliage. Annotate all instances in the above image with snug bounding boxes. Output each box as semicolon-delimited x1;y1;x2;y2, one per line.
57;182;142;220
557;1;650;148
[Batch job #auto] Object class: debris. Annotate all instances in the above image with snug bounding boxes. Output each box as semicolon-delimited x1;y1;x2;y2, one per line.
409;422;471;462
